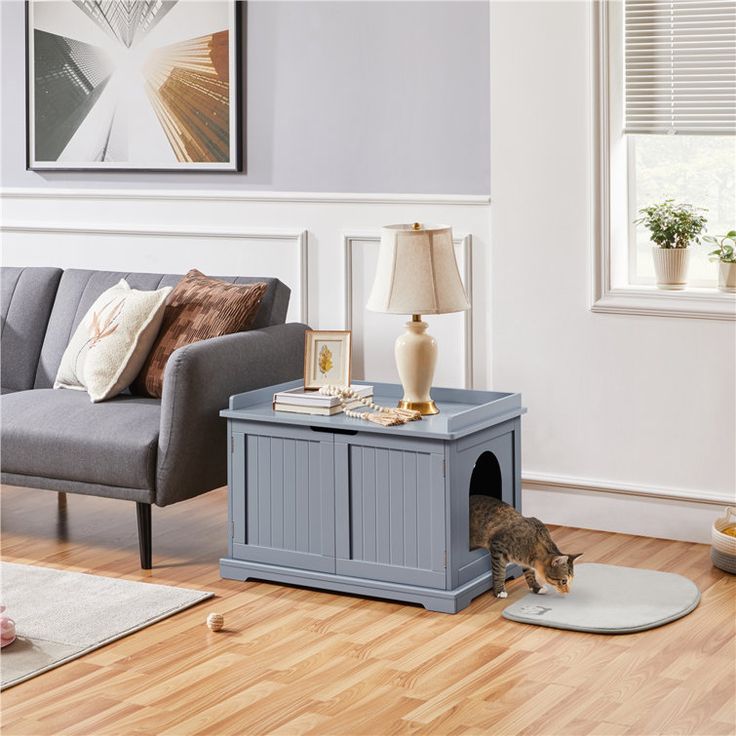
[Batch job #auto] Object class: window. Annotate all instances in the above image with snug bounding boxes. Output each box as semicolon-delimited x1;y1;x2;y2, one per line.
594;0;736;319
630;134;735;288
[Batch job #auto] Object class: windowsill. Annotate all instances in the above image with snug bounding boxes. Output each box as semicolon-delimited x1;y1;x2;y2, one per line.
592;285;736;320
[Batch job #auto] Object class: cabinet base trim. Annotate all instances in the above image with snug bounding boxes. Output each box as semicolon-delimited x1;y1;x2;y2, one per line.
220;557;496;613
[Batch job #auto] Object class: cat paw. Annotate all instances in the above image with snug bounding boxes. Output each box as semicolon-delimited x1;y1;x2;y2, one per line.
496;591;508;599
534;586;549;595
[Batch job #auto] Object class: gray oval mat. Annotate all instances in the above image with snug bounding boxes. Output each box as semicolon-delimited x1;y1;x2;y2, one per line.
502;563;700;634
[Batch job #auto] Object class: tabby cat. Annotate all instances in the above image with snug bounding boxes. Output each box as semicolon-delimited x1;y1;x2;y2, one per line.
469;495;582;598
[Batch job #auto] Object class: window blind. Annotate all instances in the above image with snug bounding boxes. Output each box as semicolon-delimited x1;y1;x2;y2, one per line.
624;0;736;134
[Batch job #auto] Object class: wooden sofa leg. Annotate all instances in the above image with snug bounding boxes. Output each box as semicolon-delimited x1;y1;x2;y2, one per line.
136;503;152;569
58;492;67;509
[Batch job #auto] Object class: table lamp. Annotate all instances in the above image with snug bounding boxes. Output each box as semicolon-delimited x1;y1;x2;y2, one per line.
366;223;470;415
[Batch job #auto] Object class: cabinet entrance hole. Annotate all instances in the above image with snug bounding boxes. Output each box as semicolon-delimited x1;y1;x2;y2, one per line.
469;451;503;552
469;451;502;501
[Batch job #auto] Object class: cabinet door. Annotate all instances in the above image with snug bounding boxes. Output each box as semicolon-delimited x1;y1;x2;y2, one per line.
334;437;447;589
232;426;335;573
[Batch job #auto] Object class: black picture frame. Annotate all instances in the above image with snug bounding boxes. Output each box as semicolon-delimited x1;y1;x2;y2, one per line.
25;0;243;172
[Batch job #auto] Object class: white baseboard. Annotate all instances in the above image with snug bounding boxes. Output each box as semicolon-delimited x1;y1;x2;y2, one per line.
522;473;733;544
523;472;733;506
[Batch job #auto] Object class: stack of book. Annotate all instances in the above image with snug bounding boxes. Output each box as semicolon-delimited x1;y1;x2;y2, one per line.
273;385;374;416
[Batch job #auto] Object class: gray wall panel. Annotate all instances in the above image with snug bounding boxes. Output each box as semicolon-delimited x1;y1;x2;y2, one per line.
296;441;310;553
401;452;418;569
270;437;284;550
282;439;296;552
1;1;489;194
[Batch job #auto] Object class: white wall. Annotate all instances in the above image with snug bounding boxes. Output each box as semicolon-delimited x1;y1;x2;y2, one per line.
1;0;732;544
0;189;493;389
490;1;735;541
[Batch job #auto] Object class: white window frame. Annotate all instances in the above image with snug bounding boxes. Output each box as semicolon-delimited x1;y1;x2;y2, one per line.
591;1;736;321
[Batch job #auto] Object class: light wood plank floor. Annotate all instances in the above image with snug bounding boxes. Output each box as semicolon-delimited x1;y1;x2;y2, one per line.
1;486;734;736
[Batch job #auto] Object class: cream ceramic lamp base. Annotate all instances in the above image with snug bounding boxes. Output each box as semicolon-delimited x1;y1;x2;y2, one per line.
395;316;439;415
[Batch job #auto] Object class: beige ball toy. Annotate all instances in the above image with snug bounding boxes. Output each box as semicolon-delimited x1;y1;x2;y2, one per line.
206;613;224;631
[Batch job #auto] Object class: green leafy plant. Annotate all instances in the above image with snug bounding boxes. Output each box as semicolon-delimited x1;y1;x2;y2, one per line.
704;231;736;264
635;200;707;249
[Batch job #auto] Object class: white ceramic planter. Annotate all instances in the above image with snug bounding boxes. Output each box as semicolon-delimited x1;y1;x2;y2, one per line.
651;246;690;290
718;262;736;293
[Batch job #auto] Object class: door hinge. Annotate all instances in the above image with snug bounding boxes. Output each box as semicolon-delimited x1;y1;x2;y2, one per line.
444;550;447;569
231;435;235;454
229;521;234;538
442;459;446;478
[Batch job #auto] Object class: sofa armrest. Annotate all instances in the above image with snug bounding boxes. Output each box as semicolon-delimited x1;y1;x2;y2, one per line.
155;322;308;506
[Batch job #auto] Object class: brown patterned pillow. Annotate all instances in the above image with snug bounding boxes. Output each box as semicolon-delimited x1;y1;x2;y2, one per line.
132;270;268;398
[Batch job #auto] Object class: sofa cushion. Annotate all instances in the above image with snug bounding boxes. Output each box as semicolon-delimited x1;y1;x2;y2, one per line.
0;389;161;490
55;279;172;402
1;267;62;392
132;270;267;398
34;270;290;389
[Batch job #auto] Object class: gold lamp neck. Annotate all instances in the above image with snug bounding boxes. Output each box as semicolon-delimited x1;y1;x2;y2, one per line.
412;222;422;230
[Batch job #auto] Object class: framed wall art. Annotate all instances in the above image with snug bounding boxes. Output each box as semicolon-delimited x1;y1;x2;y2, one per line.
304;330;352;390
26;0;242;171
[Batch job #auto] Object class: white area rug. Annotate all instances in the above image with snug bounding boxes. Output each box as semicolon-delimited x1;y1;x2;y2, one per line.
503;563;700;634
0;562;213;689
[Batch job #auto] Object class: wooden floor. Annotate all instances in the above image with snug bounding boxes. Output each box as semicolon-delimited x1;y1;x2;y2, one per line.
1;486;734;736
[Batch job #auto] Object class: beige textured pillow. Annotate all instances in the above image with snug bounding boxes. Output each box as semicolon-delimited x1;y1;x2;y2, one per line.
54;279;172;402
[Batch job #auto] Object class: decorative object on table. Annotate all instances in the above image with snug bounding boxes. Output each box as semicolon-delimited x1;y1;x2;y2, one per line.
274;403;343;417
206;613;225;631
273;384;373;416
318;385;421;426
503;563;700;634
133;270;268;399
367;223;470;415
0;606;16;649
25;0;241;171
711;507;736;574
635;200;707;290
0;562;212;689
704;230;736;293
303;330;352;390
54;279;172;402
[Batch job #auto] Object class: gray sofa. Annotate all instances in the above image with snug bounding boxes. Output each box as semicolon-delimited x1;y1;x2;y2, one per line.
1;267;308;568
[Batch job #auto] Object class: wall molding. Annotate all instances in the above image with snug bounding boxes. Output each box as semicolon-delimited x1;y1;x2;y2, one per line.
0;187;490;207
523;471;733;506
342;230;474;388
592;288;736;321
0;221;310;323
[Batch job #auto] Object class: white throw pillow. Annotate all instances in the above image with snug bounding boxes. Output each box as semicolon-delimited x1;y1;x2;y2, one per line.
54;279;172;402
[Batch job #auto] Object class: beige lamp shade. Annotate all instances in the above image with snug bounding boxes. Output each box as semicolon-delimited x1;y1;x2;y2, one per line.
366;224;470;315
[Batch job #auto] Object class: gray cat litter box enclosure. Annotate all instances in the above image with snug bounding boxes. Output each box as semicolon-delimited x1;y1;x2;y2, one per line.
220;381;526;613
503;563;700;634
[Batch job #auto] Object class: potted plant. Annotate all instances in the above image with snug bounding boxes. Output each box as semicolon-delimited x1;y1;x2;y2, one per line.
704;231;736;293
635;200;707;290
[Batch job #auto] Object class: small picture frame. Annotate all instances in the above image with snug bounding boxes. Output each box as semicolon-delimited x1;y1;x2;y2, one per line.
304;330;352;390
